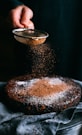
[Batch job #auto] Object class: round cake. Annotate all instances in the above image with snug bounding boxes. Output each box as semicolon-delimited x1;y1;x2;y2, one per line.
5;75;81;114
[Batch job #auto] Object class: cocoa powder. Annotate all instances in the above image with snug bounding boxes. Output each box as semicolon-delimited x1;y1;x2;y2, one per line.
27;80;71;97
26;43;56;76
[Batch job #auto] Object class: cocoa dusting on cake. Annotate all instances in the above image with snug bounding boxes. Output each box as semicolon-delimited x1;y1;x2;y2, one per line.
5;76;81;114
10;78;71;97
26;78;71;97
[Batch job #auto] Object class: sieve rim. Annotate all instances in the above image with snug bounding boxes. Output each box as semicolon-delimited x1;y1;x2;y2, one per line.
12;28;49;39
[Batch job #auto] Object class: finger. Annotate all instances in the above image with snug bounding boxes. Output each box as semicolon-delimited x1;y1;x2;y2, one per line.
20;7;33;27
8;8;24;28
12;15;24;28
21;20;34;29
12;19;24;28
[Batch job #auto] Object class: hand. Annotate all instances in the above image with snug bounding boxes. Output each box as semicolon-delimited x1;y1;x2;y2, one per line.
8;5;34;29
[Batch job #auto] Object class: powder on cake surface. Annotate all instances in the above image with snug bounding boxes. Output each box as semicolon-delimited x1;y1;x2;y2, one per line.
14;79;40;96
27;80;72;97
16;79;39;89
14;78;72;97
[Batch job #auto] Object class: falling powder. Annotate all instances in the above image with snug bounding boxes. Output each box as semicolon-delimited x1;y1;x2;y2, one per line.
25;43;56;76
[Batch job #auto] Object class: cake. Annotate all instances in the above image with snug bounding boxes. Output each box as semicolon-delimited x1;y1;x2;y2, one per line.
5;74;81;114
